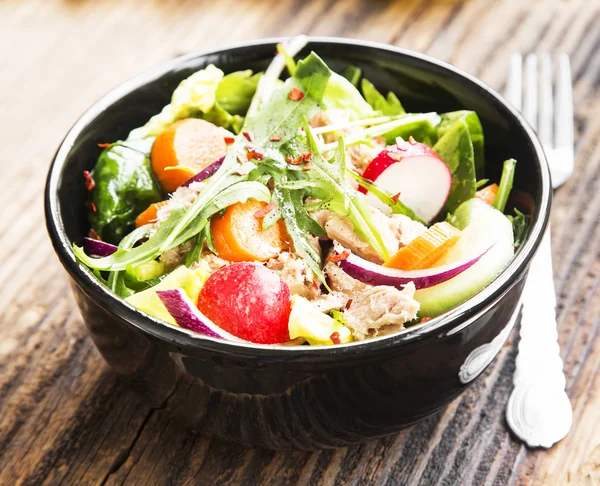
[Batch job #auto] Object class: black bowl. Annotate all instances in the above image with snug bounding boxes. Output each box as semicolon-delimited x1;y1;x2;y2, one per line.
45;37;551;450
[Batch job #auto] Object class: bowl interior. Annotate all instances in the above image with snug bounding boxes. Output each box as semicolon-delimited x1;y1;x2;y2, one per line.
47;38;549;353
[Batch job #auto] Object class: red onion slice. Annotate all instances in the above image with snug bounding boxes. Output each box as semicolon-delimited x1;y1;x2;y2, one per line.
156;289;248;342
83;237;118;257
338;244;493;290
180;156;225;187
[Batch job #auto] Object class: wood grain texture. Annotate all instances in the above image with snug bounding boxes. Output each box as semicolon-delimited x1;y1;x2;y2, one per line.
1;0;599;484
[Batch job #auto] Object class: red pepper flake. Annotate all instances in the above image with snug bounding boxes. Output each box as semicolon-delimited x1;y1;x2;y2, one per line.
326;249;351;262
408;136;417;145
89;201;97;213
301;151;313;162
97;143;111;148
269;135;282;142
302;162;311;171
247;151;265;161
330;332;341;345
312;281;320;290
288;88;305;101
286;154;303;165
83;170;95;191
421;317;433;323
88;228;101;240
391;193;401;204
224;136;235;145
254;202;276;218
243;131;255;142
345;299;353;310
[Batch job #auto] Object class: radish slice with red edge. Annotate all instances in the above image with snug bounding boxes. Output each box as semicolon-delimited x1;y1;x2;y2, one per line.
337;243;493;290
181;156;225;187
156;289;249;342
84;237;118;257
359;139;452;222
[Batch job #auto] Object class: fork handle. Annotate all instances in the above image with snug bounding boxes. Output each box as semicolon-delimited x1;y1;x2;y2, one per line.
505;228;572;447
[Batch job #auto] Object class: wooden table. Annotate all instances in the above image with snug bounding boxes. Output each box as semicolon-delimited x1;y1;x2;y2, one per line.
1;0;599;484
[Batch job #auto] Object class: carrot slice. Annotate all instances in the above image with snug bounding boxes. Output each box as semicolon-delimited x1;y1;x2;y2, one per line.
474;183;499;206
384;222;461;270
211;200;290;262
135;201;169;228
151;118;231;192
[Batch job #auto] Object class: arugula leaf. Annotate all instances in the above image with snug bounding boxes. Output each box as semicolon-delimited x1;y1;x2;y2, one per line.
106;225;151;298
272;175;328;287
75;180;270;271
361;78;405;116
433;119;477;214
438;111;485;178
243;52;332;147
304;129;390;260
89;138;163;243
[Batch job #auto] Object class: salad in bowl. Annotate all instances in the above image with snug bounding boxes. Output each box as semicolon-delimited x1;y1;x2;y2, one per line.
74;38;529;347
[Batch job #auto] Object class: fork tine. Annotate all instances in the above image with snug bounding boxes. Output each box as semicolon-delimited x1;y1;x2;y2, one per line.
505;53;523;110
523;54;538;131
555;53;574;152
538;53;554;148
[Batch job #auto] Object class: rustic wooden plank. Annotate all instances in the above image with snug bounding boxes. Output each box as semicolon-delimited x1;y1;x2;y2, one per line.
0;0;598;485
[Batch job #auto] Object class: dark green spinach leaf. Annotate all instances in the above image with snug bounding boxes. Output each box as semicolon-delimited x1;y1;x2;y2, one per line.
89;138;163;243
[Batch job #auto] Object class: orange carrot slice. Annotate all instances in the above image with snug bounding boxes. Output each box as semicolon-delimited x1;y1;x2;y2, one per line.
135;201;169;228
475;183;499;206
211;200;290;262
384;222;461;270
151;118;231;192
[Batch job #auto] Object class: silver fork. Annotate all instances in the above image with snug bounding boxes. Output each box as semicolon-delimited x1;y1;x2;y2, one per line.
504;53;574;448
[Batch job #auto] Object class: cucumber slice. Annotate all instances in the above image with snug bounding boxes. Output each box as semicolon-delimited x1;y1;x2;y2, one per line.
415;201;514;317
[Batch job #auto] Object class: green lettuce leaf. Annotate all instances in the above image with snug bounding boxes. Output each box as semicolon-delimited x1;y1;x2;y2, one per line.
322;73;374;119
216;70;262;115
128;64;224;139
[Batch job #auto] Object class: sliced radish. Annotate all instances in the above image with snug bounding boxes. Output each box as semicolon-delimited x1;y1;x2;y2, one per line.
156;289;249;342
359;139;452;222
337;243;492;290
83;237;118;257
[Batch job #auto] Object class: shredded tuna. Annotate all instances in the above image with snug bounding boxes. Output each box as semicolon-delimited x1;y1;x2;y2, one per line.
310;291;349;313
266;252;320;299
344;282;419;340
312;207;405;263
390;214;427;246
159;240;193;270
154;181;206;229
324;261;368;297
345;142;384;175
199;252;230;273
